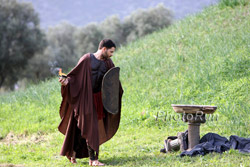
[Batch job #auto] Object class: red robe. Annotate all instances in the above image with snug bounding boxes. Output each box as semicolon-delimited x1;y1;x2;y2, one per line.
58;53;123;158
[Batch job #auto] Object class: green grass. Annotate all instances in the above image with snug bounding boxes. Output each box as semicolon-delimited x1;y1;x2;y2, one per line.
219;0;249;7
0;79;61;138
1;1;250;166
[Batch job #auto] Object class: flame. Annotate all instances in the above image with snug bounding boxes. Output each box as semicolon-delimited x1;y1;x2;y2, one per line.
58;68;67;77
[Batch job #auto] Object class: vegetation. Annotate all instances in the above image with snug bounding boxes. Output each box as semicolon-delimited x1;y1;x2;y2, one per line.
0;2;173;88
0;0;46;89
37;4;173;81
219;0;249;7
0;0;250;166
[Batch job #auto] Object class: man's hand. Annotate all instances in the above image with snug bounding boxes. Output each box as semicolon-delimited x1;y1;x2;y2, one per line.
59;77;69;86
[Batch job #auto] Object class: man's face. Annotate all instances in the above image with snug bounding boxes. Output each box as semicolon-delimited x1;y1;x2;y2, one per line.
102;47;115;60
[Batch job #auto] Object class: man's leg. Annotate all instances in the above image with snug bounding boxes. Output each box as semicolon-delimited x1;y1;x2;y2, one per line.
67;151;76;164
87;145;96;161
87;145;104;166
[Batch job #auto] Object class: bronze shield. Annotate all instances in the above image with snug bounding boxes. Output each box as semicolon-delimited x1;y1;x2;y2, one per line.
102;67;120;114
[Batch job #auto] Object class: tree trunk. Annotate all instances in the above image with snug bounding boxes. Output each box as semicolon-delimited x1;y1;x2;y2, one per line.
0;74;5;89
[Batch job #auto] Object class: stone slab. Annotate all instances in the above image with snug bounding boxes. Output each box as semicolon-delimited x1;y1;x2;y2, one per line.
171;104;217;114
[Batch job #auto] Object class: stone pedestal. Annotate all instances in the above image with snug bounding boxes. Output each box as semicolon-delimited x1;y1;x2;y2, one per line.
172;104;217;150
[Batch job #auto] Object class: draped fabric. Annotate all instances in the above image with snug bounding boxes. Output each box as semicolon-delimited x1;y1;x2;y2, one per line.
180;133;250;157
58;53;123;158
93;92;105;120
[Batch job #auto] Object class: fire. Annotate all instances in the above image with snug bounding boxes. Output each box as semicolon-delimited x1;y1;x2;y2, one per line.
59;68;67;78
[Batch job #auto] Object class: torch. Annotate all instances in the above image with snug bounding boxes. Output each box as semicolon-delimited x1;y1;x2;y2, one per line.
58;68;67;78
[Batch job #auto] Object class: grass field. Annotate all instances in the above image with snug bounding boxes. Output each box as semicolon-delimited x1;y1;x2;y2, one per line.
0;0;250;166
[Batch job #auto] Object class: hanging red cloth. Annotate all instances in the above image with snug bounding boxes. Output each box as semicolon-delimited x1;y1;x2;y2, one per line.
93;91;105;120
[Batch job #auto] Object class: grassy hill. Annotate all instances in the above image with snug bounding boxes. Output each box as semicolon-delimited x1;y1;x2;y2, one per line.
0;1;250;166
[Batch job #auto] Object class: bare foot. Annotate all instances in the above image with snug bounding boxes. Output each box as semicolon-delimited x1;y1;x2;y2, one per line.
67;156;77;164
89;160;105;166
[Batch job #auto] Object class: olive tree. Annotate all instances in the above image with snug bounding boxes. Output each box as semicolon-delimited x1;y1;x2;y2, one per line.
123;4;173;42
75;23;104;55
0;0;45;89
44;22;78;71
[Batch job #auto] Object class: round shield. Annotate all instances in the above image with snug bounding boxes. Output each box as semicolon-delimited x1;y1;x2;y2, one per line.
102;67;120;114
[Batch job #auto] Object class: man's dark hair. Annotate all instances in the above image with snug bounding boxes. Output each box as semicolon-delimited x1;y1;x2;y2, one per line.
98;39;116;49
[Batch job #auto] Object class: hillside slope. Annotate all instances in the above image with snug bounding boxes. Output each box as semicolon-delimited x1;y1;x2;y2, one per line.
114;2;250;134
1;1;249;138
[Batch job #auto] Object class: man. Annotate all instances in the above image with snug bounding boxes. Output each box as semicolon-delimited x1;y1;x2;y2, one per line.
58;39;123;166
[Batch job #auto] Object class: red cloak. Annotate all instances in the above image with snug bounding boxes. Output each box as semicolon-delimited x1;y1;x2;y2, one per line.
58;53;123;158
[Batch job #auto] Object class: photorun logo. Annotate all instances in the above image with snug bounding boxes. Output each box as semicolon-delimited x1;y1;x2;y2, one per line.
155;111;219;122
